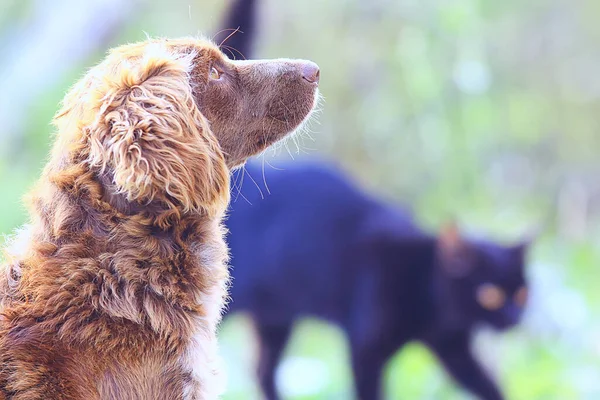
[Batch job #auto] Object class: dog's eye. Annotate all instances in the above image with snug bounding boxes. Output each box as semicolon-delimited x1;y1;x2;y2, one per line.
209;67;221;80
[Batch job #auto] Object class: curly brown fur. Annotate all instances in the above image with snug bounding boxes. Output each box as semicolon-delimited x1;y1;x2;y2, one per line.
0;37;319;399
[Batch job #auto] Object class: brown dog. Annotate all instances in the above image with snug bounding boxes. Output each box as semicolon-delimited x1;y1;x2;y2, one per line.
0;38;319;399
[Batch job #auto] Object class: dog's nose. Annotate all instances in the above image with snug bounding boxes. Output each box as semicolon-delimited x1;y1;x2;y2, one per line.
301;62;320;84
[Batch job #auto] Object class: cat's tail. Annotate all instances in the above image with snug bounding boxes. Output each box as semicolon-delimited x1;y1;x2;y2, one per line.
214;0;259;61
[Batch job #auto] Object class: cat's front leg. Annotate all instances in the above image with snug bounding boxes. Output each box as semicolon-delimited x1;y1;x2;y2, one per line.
425;332;504;400
349;344;387;400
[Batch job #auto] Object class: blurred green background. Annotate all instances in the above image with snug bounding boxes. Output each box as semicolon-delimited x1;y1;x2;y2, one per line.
1;0;599;398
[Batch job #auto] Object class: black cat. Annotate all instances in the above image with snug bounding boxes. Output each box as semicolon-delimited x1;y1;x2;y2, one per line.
216;1;530;398
225;162;530;400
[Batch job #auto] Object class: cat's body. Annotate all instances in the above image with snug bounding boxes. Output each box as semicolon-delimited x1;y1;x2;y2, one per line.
226;162;529;400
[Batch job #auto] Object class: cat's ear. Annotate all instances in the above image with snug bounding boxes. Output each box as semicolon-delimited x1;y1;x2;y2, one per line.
513;228;538;259
513;241;529;255
437;221;473;277
438;221;463;255
512;239;532;261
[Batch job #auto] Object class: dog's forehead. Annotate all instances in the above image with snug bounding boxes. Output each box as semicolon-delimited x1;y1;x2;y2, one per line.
165;37;222;56
108;37;224;61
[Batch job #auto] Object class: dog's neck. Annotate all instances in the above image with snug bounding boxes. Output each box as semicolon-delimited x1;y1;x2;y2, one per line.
27;163;219;258
96;170;196;226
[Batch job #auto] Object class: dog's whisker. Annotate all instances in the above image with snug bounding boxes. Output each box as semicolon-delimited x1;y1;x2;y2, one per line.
244;168;265;200
264;158;283;171
231;169;244;202
222;45;246;61
235;166;253;205
237;190;252;205
211;28;239;43
218;27;242;49
260;156;271;195
292;133;301;155
283;138;295;160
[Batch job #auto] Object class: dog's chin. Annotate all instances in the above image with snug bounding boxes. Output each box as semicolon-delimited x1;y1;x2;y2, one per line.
269;87;321;145
294;88;320;135
227;89;321;170
269;88;320;149
226;130;297;170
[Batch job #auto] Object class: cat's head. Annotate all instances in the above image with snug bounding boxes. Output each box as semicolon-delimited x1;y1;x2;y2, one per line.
436;223;531;331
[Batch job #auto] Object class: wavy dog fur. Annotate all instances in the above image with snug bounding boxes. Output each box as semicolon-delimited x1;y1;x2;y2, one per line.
0;37;319;399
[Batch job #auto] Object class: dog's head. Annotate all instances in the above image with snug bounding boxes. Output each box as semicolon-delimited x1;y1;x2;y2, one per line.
52;38;319;216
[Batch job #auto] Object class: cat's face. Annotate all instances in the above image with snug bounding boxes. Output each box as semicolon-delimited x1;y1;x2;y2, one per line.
437;225;530;331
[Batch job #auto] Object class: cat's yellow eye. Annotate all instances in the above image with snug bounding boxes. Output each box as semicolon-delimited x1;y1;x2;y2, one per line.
209;66;221;80
514;286;528;307
476;283;506;311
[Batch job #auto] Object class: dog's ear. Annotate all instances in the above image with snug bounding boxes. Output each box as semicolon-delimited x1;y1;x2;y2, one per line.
84;44;229;216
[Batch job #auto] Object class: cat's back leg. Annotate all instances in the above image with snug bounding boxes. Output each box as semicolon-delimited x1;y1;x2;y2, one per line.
252;318;293;400
348;339;388;400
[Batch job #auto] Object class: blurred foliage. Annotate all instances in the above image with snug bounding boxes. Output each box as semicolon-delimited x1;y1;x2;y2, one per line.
1;0;600;398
